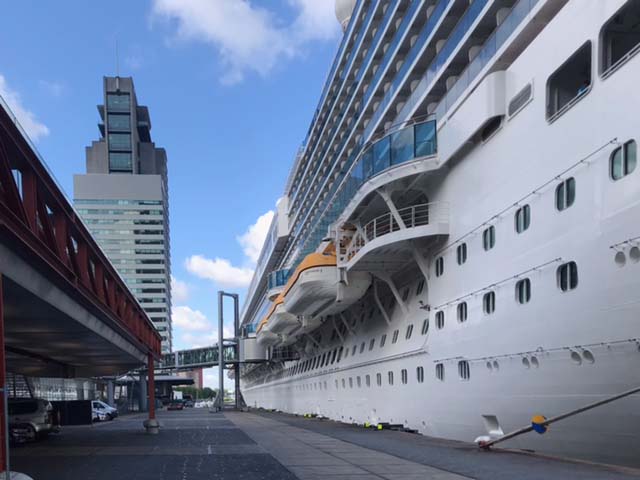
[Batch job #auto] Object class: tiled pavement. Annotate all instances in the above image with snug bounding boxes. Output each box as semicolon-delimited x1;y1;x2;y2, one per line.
8;408;640;479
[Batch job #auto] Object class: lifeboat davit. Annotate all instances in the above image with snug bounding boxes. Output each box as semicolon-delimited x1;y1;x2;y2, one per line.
283;252;371;318
256;324;280;347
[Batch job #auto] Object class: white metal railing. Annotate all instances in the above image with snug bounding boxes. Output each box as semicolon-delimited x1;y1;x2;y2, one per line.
341;202;449;262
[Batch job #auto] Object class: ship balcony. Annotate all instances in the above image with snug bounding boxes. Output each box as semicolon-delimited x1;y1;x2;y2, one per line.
339;201;449;273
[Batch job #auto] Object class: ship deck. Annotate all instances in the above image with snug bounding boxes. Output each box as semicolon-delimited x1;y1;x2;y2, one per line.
10;408;640;479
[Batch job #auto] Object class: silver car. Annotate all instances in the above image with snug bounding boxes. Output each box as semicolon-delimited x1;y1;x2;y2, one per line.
9;398;59;442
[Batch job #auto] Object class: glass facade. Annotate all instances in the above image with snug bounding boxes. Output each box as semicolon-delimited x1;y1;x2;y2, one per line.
108;114;131;131
109;152;132;172
108;133;131;151
107;93;130;112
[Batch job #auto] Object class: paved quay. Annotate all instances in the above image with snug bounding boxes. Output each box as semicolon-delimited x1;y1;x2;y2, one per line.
9;408;640;479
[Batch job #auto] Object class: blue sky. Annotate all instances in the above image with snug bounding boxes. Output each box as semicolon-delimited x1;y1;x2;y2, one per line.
0;1;342;385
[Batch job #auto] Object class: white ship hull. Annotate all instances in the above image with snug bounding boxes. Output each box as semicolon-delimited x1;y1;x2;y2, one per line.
240;0;640;467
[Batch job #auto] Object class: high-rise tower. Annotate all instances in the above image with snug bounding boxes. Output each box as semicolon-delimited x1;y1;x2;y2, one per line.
74;76;172;353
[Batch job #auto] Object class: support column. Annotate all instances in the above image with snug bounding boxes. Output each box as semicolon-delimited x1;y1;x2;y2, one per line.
0;275;9;477
139;372;147;412
217;291;224;412
233;294;241;411
143;353;159;434
106;380;115;406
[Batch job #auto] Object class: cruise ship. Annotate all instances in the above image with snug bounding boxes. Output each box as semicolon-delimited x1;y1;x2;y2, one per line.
239;0;640;465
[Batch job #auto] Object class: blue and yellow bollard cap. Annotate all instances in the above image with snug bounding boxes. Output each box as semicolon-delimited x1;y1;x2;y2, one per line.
531;414;548;434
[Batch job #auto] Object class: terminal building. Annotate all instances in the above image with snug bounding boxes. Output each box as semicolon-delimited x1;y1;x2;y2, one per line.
74;76;172;353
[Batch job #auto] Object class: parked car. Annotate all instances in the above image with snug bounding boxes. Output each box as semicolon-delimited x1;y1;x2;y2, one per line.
168;400;184;411
8;398;59;442
92;400;118;422
183;399;194;408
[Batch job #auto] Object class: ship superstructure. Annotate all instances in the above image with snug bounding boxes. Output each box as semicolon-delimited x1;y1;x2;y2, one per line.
240;0;640;465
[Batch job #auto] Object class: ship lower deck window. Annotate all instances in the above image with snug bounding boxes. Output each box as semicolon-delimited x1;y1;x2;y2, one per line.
417;366;424;383
436;311;444;330
483;291;496;314
611;140;637;180
388;371;394;385
457;243;467;265
421;319;429;335
402;288;410;302
337;347;344;363
556;177;576;211
458;361;471;380
405;324;414;339
357;376;362;388
360;342;366;354
483;226;496;251
436;363;445;381
366;375;371;387
380;334;387;347
352;345;357;356
516;278;531;304
342;379;346;388
547;42;592;122
435;257;444;276
558;261;578;291
601;0;640;77
369;338;375;350
515;205;531;233
401;369;408;385
416;279;425;296
376;373;382;386
392;329;399;344
457;302;468;323
349;378;353;389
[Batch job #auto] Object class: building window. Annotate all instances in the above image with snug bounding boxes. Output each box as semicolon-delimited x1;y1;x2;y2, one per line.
558;261;578;291
601;1;640;77
435;256;444;277
436;311;444;329
458;360;471;380
376;373;382;386
611;140;637;180
108;114;131;131
416;279;425;296
436;363;445;381
405;324;414;340
515;205;531;233
107;93;130;112
380;334;387;348
483;226;496;251
108;133;131;151
516;278;531;304
556;177;576;211
401;369;408;385
392;329;399;344
457;243;468;265
108;152;132;173
547;42;592;121
388;371;394;385
421;319;429;335
417;366;424;383
457;302;468;322
483;291;496;314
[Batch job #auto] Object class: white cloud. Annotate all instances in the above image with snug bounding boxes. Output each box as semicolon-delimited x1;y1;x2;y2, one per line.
0;74;50;141
171;275;190;302
151;0;339;84
172;305;210;331
185;254;254;288
180;325;234;349
237;210;274;264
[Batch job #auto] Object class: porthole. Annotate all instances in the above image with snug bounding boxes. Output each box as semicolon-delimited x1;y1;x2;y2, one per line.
582;350;595;364
492;360;500;371
522;357;530;369
570;351;582;365
531;356;539;368
486;361;493;371
630;246;640;263
615;251;626;267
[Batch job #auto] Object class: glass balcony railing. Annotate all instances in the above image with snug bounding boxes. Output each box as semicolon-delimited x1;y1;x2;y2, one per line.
268;268;292;290
290;0;448;239
433;0;540;122
290;0;397;209
396;0;490;123
293;119;437;267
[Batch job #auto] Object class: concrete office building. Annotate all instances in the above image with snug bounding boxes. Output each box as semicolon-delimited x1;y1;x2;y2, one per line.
74;76;172;353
